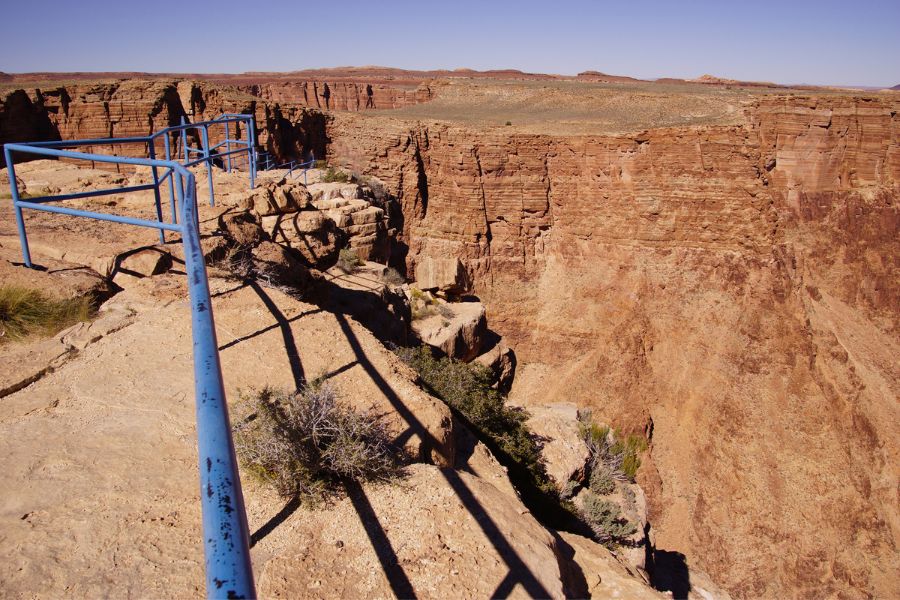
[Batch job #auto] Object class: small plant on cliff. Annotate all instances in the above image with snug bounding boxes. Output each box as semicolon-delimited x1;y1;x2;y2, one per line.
581;491;637;543
0;285;93;344
410;287;437;320
381;267;406;286
232;383;400;500
337;248;364;273
394;345;554;496
313;160;327;169
579;410;648;483
320;166;351;183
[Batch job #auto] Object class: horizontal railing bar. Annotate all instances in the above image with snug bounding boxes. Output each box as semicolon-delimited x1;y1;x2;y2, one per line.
22;182;159;203
15;200;183;231
10;136;152;147
4;144;189;174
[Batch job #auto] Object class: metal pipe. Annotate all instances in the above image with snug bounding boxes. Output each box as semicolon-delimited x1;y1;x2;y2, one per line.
164;133;178;224
14;200;183;231
224;121;232;173
181;116;188;163
148;139;166;243
179;176;256;599
20;182;159;204
248;116;256;189
4;146;32;267
200;125;215;207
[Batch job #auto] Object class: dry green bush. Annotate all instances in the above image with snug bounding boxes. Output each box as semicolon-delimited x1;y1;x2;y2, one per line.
0;285;93;343
337;248;364;273
232;383;400;500
320;167;350;183
381;267;406;286
579;410;647;482
581;491;637;543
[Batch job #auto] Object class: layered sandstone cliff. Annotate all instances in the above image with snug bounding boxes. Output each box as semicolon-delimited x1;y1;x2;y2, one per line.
1;76;896;599
322;96;900;599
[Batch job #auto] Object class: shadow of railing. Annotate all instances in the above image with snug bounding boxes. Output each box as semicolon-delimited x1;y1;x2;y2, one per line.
333;312;553;598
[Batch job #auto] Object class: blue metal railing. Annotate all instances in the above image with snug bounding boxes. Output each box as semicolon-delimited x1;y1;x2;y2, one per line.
3;115;258;599
257;151;316;185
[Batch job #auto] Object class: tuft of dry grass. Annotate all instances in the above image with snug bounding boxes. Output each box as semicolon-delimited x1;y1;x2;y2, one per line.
0;285;93;344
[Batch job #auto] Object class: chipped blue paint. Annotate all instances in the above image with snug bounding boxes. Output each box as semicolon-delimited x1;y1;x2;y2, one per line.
3;115;259;599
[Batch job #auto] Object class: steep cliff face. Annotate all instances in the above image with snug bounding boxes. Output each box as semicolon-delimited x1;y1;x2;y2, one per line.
324;97;899;599
0;80;329;166
240;80;432;111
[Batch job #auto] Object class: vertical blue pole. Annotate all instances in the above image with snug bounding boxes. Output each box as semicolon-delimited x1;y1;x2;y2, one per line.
200;125;215;207
248;115;256;189
224;121;232;173
148;140;166;244
4;146;32;268
181;115;188;163
164;133;178;224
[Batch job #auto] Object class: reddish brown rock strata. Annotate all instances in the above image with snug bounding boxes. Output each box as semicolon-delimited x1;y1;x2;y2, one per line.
323;95;899;599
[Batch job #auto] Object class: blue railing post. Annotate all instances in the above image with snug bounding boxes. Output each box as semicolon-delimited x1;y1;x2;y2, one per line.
224;121;232;173
200;125;215;207
3;146;32;267
181;116;189;163
163;132;178;224
248;116;256;189
148;139;166;244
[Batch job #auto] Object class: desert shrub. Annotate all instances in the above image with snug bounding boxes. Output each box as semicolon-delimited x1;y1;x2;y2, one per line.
337;248;364;273
381;267;405;286
232;383;399;500
560;479;578;500
320;167;350;183
581;491;637;543
505;121;512;126
410;287;437;320
579;410;647;483
589;463;617;495
313;159;327;169
395;345;553;495
0;285;93;343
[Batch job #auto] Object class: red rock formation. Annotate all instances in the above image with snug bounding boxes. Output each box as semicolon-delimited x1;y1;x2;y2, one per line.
323;95;900;599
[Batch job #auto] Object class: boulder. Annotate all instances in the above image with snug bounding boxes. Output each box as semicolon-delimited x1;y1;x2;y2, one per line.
524;402;591;487
473;342;516;392
240;180;311;216
554;531;664;599
260;210;342;270
412;300;486;361
414;257;468;294
219;211;265;247
117;248;172;277
250;241;310;288
306;181;361;202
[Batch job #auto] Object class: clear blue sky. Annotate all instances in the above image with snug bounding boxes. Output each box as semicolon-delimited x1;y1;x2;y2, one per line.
1;0;897;87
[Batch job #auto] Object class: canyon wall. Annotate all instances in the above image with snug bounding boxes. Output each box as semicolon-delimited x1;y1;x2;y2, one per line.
324;97;899;599
2;79;897;598
238;81;432;111
0;80;329;167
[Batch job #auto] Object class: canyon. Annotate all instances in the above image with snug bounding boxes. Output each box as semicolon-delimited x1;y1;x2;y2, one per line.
1;71;898;599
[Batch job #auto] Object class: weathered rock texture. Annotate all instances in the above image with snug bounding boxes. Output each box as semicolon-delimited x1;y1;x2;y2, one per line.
323;95;900;599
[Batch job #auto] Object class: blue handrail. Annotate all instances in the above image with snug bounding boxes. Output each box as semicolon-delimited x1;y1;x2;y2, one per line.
3;115;258;599
257;151;316;185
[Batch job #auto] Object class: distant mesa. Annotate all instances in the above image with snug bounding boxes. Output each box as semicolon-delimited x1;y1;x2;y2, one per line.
0;72;12;82
576;70;642;83
890;84;900;90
